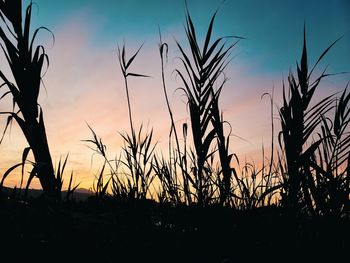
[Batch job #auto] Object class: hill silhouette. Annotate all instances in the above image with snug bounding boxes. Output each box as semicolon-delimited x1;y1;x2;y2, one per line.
1;186;93;201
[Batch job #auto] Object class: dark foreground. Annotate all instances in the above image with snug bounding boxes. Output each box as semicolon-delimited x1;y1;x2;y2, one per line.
0;196;348;263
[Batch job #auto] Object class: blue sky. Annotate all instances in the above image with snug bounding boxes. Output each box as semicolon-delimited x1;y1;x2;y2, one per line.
33;0;349;74
1;0;349;188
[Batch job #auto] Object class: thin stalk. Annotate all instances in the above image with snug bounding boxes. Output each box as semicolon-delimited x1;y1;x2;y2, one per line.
159;33;190;204
123;76;135;136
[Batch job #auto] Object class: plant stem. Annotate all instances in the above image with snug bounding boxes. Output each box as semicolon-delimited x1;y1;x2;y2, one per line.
124;76;134;136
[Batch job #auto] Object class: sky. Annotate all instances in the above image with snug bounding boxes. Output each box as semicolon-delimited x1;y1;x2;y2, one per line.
0;0;349;189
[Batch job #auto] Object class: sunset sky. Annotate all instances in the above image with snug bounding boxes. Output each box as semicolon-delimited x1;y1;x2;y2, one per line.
0;0;349;189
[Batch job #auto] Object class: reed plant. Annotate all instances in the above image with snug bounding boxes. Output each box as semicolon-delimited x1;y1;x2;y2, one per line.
309;88;350;216
117;44;156;200
153;154;181;204
278;28;347;215
85;43;157;201
0;0;60;199
175;10;242;206
158;33;191;205
84;125;120;200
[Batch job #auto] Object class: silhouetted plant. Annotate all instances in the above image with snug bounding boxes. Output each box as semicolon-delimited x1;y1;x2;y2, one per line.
119;126;156;199
230;94;281;209
153;153;181;204
117;44;156;200
84;43;154;201
65;171;80;201
279;28;341;214
158;33;191;205
92;161;110;200
0;0;59;199
175;10;242;206
308;88;350;216
233;159;281;209
84;125;120;200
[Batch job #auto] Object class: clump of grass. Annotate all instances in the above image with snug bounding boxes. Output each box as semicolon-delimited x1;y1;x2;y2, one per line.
84;125;117;200
119;126;156;199
92;161;110;200
153;153;181;204
230;93;280;210
54;154;80;201
278;28;347;215
85;43;158;201
233;158;281;210
117;43;157;200
65;170;80;201
310;87;350;216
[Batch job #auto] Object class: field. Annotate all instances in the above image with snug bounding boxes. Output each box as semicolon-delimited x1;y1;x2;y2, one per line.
1;194;348;263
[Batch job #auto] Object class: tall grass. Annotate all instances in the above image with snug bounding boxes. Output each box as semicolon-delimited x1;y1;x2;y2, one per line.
158;32;191;205
153;153;181;204
85;44;157;201
2;1;345;217
231;94;281;209
117;44;156;200
80;10;350;218
175;10;242;206
119;126;156;199
310;88;350;216
278;28;349;215
0;0;60;199
84;126;118;200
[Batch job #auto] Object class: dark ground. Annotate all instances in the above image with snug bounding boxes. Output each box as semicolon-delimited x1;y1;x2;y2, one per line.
0;194;348;263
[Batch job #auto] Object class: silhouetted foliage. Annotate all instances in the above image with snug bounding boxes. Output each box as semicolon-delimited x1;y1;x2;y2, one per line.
0;0;62;199
278;28;349;216
0;10;349;263
0;3;349;262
